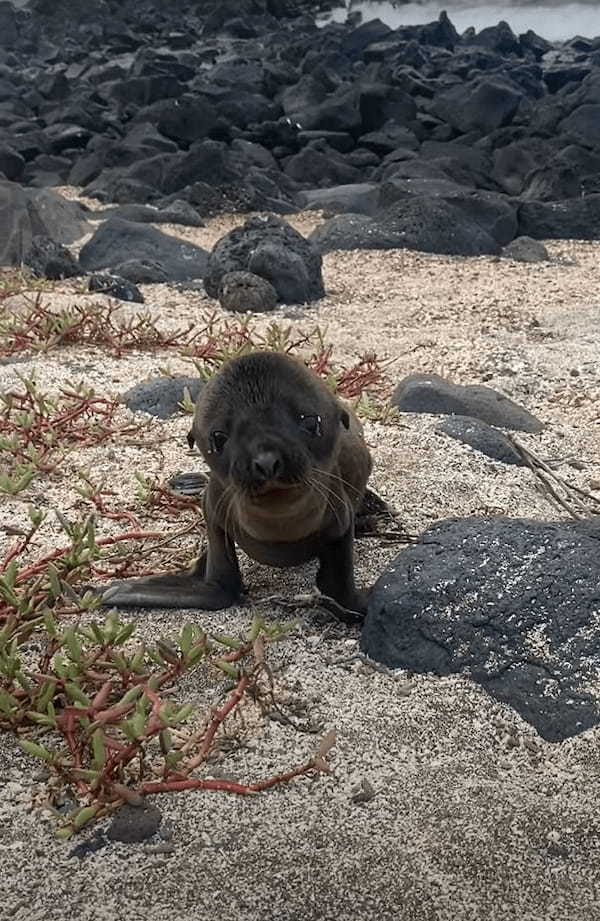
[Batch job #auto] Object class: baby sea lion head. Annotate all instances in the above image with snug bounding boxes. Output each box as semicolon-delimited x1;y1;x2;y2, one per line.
192;351;349;498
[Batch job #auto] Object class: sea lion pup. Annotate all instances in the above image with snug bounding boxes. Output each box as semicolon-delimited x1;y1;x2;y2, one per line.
100;351;373;619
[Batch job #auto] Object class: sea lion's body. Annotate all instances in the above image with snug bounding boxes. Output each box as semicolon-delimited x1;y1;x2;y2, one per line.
100;352;372;618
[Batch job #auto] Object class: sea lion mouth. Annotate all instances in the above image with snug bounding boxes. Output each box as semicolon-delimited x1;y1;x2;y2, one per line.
245;480;303;501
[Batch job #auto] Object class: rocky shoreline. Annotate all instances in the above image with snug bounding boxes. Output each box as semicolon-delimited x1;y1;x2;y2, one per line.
1;0;599;263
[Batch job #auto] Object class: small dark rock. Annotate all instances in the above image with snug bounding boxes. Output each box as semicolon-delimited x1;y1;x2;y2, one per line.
392;373;544;432
112;259;168;285
218;271;278;313
437;416;524;465
122;376;204;419
167;471;208;498
107;804;163;844
69;830;107;860
205;215;324;305
88;273;144;303
24;235;80;280
351;779;377;804
502;236;549;263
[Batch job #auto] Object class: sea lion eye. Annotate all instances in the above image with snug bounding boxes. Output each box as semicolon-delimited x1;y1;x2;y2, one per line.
299;414;322;437
209;431;228;454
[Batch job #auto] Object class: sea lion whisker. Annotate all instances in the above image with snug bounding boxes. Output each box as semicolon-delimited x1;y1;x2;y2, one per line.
303;475;347;530
311;466;364;500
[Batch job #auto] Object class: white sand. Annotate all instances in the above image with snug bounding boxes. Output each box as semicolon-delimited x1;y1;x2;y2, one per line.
2;204;600;920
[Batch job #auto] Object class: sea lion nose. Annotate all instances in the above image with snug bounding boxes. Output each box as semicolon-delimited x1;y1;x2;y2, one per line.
251;450;281;481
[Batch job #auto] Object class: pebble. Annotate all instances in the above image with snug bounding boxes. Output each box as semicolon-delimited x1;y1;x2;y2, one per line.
144;842;175;855
107;803;163;843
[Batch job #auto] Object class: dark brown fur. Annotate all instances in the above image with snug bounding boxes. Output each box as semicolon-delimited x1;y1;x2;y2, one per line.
100;352;373;619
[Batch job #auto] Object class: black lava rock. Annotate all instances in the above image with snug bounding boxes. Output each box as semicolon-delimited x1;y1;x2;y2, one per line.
518;195;600;240
502;236;549;262
100;202;204;227
431;78;523;135
0;181;90;266
437;415;524;465
122;376;204;419
204;215;324;305
311;197;500;257
0;6;598;250
24;235;80;280
112;259;169;284
107;804;162;843
297;183;380;216
0;145;25;182
309;213;403;253
361;517;600;742
79;218;208;282
218;271;278;312
88;273;144;303
392;373;544;433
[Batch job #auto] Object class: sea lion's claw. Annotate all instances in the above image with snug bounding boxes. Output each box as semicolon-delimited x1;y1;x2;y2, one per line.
97;574;239;611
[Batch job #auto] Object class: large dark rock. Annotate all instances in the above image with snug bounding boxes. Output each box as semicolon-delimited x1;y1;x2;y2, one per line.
112;259;169;284
559;105;600;150
361;517;600;742
470;20;522;55
358;122;419;157
544;64;592;94
491;140;554;196
520;163;580;202
146;95;219;147
24;235;81;280
0;181;90;266
99;202;204;227
204;215;324;304
0;145;25;182
297;183;379;216
282;145;363;187
377;197;501;256
431;78;523;135
309;213;405;253
518;195;600;240
0;181;35;265
310;194;503;256
27;188;90;244
378;182;518;246
392;373;544;432
296;87;363;136
79;218;209;282
357;84;417;133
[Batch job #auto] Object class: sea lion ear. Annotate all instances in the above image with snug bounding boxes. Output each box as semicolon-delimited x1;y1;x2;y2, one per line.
340;409;350;430
186;429;195;449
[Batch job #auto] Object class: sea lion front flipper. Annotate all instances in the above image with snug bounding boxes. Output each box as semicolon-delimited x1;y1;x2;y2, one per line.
99;572;240;611
98;529;244;611
315;526;367;623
